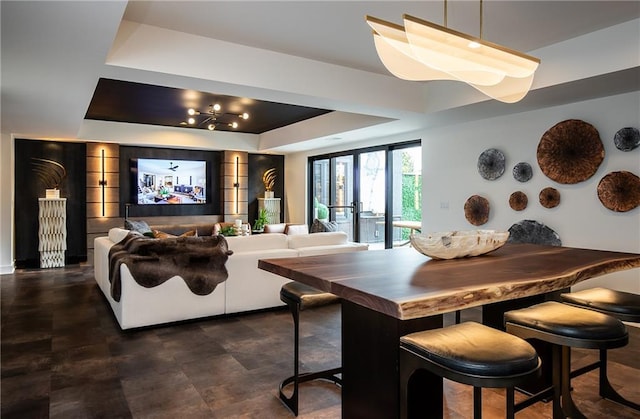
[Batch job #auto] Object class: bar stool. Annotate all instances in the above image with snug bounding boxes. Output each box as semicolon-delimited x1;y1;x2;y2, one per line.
279;282;342;416
561;287;640;411
400;321;541;419
504;301;629;419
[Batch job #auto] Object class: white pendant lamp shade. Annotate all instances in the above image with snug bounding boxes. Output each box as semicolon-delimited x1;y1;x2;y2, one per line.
370;19;453;81
366;14;540;103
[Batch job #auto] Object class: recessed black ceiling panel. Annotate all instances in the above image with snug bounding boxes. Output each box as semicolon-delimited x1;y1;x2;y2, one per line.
85;78;331;134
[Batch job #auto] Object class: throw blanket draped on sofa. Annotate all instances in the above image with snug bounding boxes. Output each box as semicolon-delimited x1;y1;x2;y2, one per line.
108;233;233;302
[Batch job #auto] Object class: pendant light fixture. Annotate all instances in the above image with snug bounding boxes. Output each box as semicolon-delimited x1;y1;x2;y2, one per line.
365;0;540;103
184;103;249;131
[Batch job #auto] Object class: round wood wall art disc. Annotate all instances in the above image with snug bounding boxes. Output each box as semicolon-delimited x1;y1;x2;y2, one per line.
509;191;528;211
613;127;640;152
512;162;533;182
464;195;490;226
539;187;561;209
597;171;640;212
477;148;505;180
507;220;562;246
537;119;604;184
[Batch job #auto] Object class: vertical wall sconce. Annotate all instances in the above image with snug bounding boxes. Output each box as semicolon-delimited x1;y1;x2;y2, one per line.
233;156;240;214
98;148;108;217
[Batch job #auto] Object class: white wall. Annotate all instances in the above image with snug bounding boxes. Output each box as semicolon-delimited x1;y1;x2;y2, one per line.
285;91;640;293
0;133;15;273
422;92;639;235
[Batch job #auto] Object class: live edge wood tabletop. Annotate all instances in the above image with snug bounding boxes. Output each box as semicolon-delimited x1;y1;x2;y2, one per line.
258;243;640;321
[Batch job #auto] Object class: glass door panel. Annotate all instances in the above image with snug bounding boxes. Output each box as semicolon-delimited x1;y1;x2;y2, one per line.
331;155;354;240
312;156;355;240
312;159;330;220
391;146;422;246
358;150;386;250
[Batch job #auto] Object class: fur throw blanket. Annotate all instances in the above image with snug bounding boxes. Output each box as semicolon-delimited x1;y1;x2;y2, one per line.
108;233;233;302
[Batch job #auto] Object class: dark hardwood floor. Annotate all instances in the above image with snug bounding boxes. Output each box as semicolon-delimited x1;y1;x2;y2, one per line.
2;264;639;418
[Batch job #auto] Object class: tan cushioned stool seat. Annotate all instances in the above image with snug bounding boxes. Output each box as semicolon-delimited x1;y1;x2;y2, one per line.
401;322;540;379
280;282;339;310
504;301;628;348
561;287;640;322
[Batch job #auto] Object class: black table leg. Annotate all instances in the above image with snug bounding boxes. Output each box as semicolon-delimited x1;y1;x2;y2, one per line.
341;300;442;419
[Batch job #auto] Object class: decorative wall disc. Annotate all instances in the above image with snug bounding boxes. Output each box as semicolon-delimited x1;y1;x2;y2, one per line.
509;191;528;211
539;187;561;209
597;171;640;212
613;127;640;152
512;162;532;182
507;220;562;246
464;195;490;226
477;148;505;180
537;119;604;184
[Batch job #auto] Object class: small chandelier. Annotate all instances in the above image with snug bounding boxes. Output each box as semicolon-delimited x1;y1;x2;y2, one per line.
365;0;540;103
184;103;249;131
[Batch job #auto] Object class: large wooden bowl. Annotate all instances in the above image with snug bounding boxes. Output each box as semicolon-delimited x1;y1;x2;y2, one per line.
410;230;510;260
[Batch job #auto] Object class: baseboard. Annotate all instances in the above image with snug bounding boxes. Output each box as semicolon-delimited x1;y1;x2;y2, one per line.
0;264;15;274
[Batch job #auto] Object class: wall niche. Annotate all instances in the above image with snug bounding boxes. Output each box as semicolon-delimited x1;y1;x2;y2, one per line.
248;154;285;225
14;139;87;268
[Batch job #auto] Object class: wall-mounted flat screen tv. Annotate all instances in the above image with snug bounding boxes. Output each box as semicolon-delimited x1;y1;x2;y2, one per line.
135;158;207;205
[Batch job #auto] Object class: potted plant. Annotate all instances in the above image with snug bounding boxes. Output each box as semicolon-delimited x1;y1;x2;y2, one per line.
219;225;237;236
316;202;329;221
253;208;269;232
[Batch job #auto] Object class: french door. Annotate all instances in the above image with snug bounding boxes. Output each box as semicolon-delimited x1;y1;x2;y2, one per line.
309;141;421;249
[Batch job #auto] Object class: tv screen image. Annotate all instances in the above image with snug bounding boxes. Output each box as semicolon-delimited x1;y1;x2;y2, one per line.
136;158;206;205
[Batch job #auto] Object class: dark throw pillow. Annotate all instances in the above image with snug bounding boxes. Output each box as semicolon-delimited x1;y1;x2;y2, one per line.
125;219;154;237
310;219;339;233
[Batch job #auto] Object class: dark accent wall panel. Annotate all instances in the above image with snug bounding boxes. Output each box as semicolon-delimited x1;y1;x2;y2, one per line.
119;146;223;218
248;154;285;224
14;139;87;268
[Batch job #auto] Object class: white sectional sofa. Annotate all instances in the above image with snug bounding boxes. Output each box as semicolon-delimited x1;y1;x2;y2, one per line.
94;227;368;330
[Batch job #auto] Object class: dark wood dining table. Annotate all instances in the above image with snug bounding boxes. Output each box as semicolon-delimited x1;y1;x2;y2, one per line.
258;243;640;418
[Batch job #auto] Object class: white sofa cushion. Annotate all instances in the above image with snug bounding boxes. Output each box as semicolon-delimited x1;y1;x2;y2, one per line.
285;224;309;235
287;231;348;249
225;233;288;252
108;227;130;244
